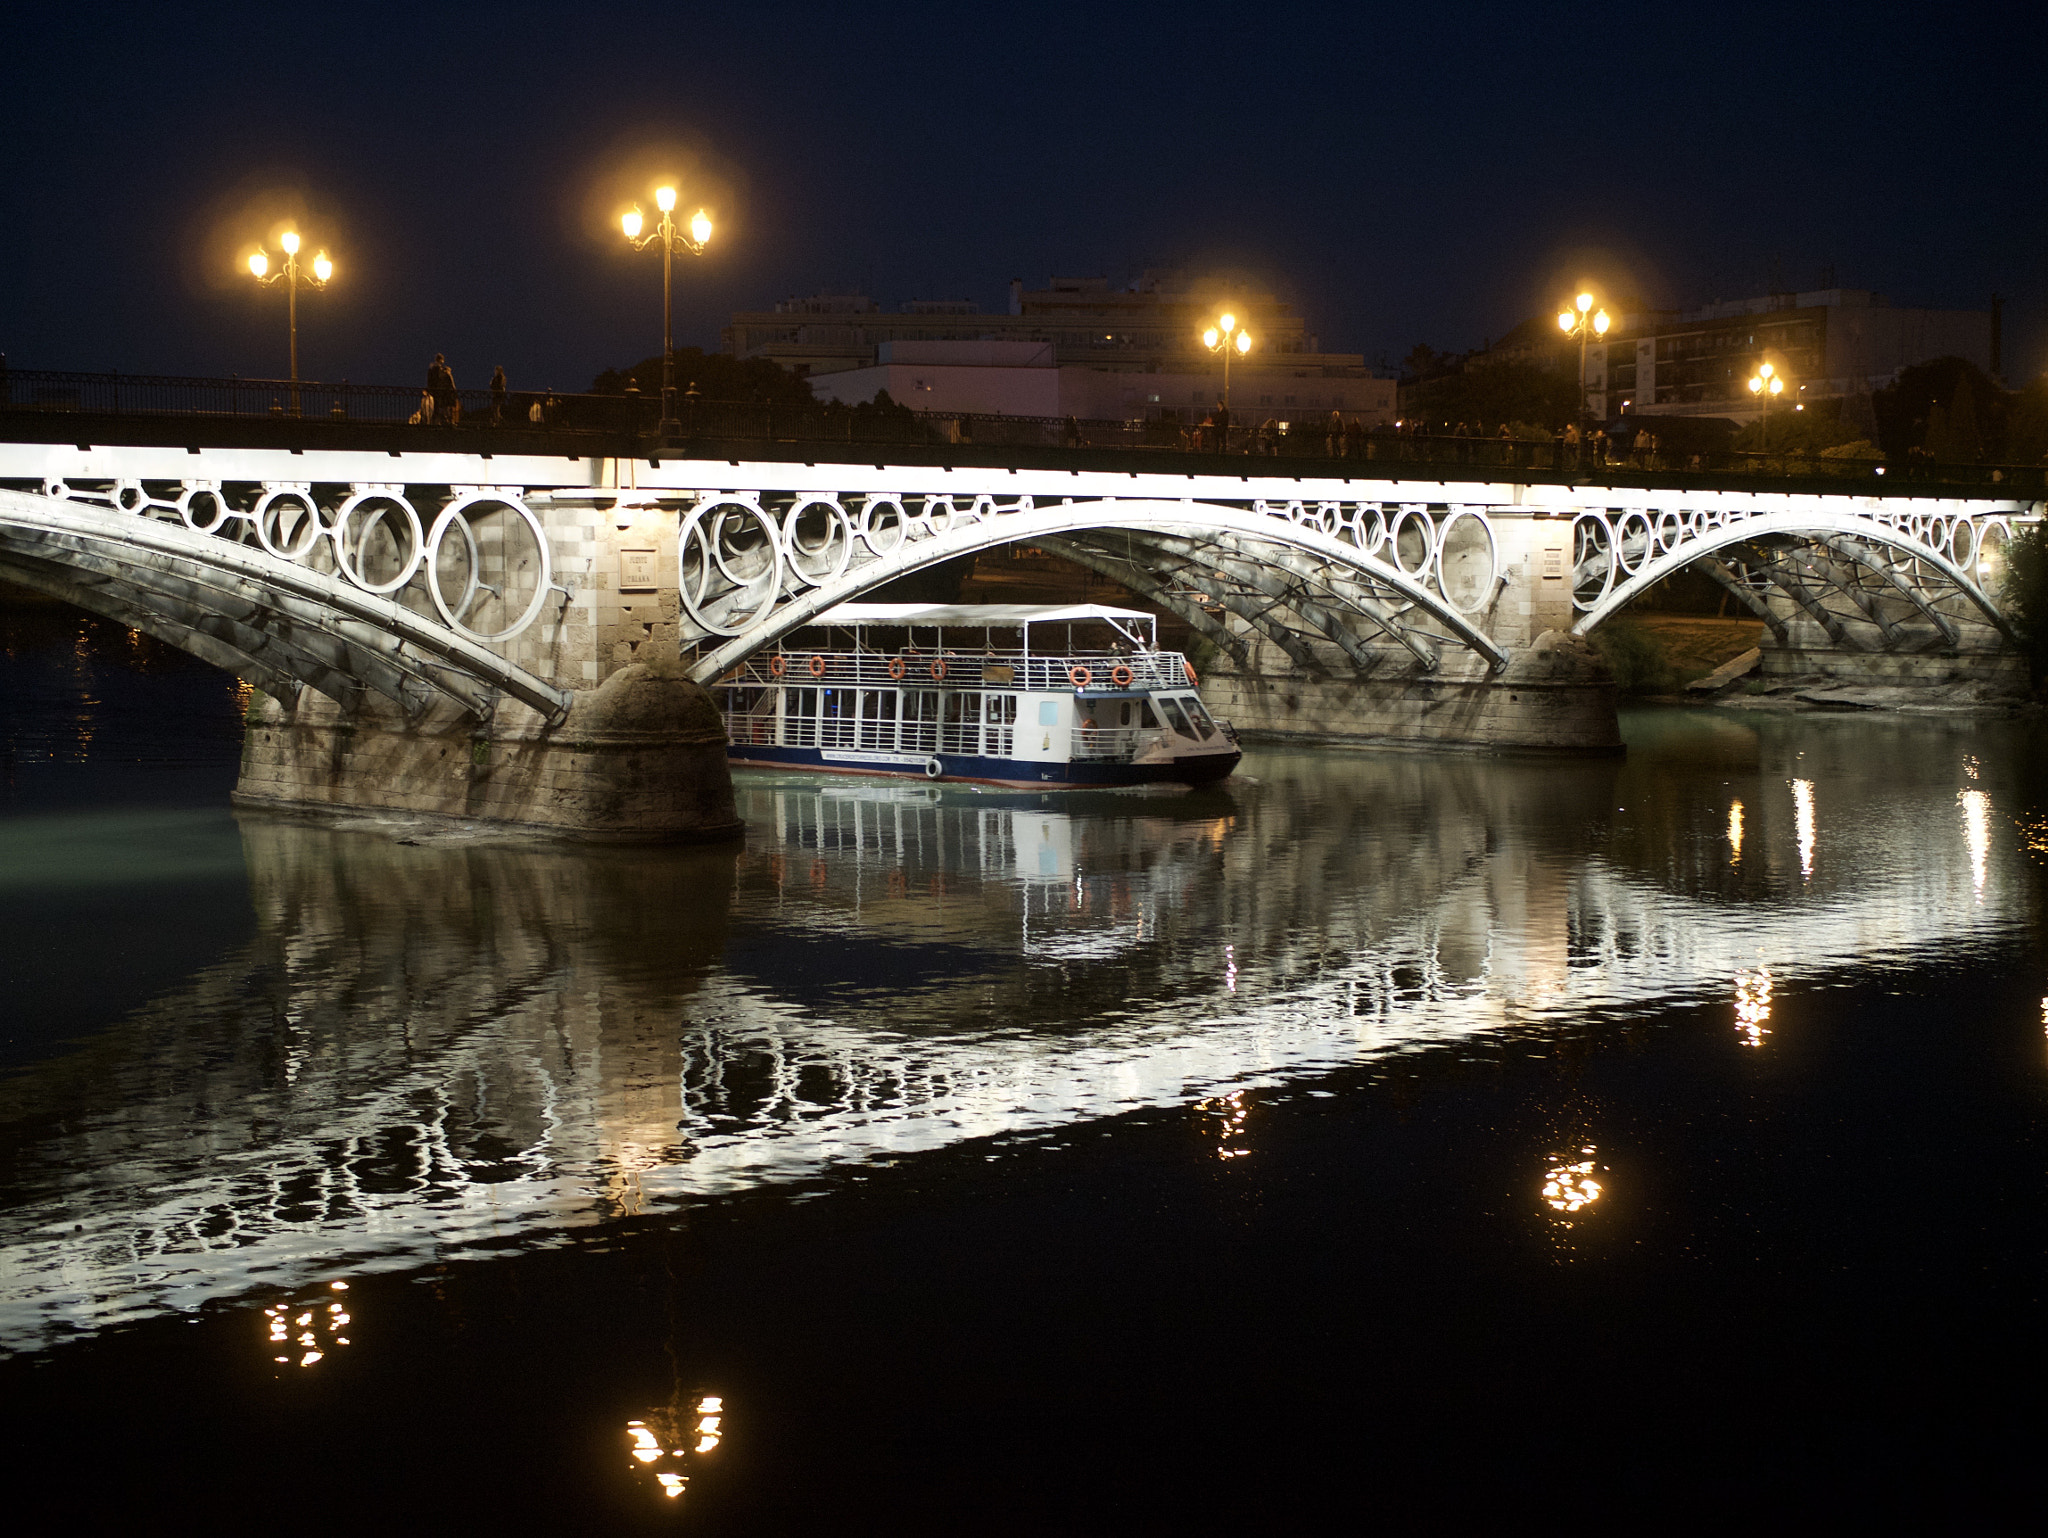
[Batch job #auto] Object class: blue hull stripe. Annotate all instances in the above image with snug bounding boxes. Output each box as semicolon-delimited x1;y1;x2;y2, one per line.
727;744;1238;788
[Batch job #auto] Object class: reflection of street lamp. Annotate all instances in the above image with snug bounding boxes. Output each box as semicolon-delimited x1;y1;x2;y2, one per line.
1748;361;1785;449
1556;291;1611;426
1201;311;1253;438
621;185;713;436
246;230;334;388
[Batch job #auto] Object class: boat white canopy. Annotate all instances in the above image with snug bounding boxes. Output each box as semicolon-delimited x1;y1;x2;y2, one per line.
808;602;1160;652
815;603;1154;627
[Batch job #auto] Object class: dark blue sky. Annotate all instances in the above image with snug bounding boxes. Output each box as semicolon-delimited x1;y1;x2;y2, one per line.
4;1;2040;391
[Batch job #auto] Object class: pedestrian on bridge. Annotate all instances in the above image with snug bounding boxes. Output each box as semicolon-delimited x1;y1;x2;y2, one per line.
427;354;458;427
490;366;508;426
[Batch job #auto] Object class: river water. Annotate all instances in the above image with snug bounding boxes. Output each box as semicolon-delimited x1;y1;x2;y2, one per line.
4;596;2048;1527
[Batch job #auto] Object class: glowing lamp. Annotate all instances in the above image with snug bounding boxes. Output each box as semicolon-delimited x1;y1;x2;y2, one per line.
1760;362;1775;379
312;252;333;282
1202;327;1220;349
1219;312;1236;334
690;209;713;246
655;185;677;212
1593;309;1610;335
248;251;269;278
281;230;300;255
1235;329;1251;354
1558;311;1575;332
1748;377;1763;394
621;208;643;239
1770;376;1784;395
1576;292;1593;313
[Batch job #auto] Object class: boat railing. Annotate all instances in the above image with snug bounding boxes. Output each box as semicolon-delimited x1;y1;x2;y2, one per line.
722;649;1193;692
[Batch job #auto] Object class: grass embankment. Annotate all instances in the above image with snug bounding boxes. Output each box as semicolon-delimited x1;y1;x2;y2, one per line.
1592;615;1763;694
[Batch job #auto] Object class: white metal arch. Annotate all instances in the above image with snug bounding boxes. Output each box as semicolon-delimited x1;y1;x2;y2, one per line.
685;498;1512;682
0;485;573;721
1568;508;2017;644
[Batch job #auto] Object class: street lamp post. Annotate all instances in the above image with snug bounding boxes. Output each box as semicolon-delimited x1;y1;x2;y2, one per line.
1747;361;1784;450
1200;312;1253;451
622;186;713;438
1556;291;1611;429
246;231;334;407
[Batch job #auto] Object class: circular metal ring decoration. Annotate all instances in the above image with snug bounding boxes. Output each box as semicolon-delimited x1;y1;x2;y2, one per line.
178;486;234;535
425;492;554;644
1390;508;1436;578
1571;513;1616;612
252;487;327;564
678;496;783;639
333;490;427;595
1433;510;1498;614
1614;510;1656;576
857;495;908;558
783;495;854;588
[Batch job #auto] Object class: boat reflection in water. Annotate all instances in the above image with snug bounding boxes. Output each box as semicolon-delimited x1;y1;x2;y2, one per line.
0;715;2028;1352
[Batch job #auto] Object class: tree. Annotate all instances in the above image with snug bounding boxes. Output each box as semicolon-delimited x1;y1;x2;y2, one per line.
592;347;817;405
1399;361;1581;432
2007;376;2048;465
1874;356;2007;460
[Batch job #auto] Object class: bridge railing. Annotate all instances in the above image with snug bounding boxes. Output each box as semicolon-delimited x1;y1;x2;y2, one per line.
4;366;2043;494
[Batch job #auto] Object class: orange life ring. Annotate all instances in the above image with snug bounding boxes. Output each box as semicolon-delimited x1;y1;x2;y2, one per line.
1183;659;1198;685
888;656;907;680
768;654;787;678
1111;664;1134;688
808;654;827;678
929;658;947;681
1069;665;1094;688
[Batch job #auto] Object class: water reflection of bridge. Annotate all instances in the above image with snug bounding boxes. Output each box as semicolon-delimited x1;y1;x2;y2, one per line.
0;729;2025;1350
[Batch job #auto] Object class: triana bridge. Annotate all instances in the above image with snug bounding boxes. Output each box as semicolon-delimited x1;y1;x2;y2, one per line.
2;382;2038;836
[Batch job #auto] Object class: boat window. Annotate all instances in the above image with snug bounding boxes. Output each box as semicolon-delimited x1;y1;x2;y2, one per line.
781;687;817;748
987;695;1018;725
1182;697;1218;739
1158;696;1194;737
1141;698;1162;729
858;689;898;750
901;690;941;753
1118;701;1133;727
1037;699;1060;727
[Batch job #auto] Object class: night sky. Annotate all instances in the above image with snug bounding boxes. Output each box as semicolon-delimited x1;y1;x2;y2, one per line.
4;1;2041;393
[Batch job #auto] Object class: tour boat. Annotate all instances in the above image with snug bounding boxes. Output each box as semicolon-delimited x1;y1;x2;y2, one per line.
719;602;1241;788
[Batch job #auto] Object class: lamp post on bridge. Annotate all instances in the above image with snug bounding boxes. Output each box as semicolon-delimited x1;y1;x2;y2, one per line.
246;231;334;406
1748;362;1784;450
1200;312;1253;451
1556;291;1611;431
621;186;713;439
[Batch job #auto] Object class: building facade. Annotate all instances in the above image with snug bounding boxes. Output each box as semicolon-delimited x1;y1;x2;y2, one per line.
727;272;1392;425
1588;290;1992;422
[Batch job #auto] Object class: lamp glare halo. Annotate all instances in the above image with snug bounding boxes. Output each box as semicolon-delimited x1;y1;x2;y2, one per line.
622;209;643;239
313;253;333;282
280;231;300;255
690;210;713;246
655;185;677;212
248;251;268;278
1235;330;1251;354
1202;327;1219;349
1576;292;1593;312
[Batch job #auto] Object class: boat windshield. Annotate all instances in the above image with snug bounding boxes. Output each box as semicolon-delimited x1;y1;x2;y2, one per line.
1157;696;1194;738
1181;697;1218;739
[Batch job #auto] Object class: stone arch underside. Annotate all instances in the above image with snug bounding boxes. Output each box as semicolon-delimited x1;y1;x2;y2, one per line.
1566;509;2017;656
0;487;573;722
685;500;1511;684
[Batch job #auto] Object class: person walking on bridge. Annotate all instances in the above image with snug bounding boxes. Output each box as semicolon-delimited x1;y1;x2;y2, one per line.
427;354;458;427
489;366;508;426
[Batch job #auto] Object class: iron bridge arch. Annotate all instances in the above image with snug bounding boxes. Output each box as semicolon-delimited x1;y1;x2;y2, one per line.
668;492;1515;682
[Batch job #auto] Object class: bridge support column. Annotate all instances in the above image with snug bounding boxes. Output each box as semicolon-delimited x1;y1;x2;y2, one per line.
234;660;743;842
